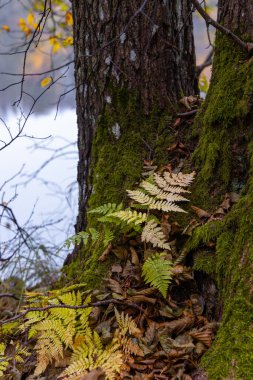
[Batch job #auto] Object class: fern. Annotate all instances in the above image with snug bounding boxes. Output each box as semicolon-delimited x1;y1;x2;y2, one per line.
88;203;123;215
140;180;189;201
110;209;148;225
89;227;100;243
142;253;173;298
141;220;171;250
103;226;115;247
59;329;123;380
0;343;9;376
22;291;93;376
63;231;90;249
127;190;186;213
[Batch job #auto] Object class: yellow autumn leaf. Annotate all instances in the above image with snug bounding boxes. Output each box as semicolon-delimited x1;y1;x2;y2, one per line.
40;77;52;88
49;36;61;54
2;25;10;32
62;36;73;46
65;11;73;26
27;13;35;27
18;18;26;31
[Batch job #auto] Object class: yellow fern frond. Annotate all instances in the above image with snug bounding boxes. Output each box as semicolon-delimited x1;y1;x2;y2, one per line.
114;308;141;337
141;220;171;250
110;209;148;225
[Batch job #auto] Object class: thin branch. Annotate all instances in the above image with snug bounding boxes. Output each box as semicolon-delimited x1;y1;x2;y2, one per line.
1;299;146;325
177;109;200;117
191;0;252;53
0;293;20;300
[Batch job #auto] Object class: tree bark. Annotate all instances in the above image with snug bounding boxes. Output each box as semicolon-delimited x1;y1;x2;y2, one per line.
72;0;197;233
191;1;253;378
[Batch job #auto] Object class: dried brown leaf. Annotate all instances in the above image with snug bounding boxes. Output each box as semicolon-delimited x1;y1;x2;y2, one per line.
157;317;195;334
130;247;140;266
107;279;124;294
191;206;211;219
98;243;112;261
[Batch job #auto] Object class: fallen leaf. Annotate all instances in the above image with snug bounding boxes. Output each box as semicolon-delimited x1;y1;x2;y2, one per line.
98;243;112;261
191;206;211;219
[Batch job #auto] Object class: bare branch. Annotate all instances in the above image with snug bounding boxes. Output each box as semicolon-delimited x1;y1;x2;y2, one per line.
191;0;252;53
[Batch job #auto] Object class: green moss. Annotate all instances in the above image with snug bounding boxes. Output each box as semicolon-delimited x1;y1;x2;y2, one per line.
192;35;253;204
193;250;216;276
188;34;253;380
190;35;253;376
63;88;175;289
200;198;253;379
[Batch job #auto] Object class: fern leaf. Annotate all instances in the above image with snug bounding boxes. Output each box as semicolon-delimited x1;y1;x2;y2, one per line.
140;180;189;201
142;253;173;298
141;220;171;250
163;171;195;187
103;227;115;247
110;209;148;225
149;200;186;213
127;190;186;213
88;203;123;215
0;343;9;376
127;189;152;204
89;228;100;243
114;308;141;337
153;173;191;193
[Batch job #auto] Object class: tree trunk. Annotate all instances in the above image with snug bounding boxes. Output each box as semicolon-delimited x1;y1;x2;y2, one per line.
72;0;197;233
191;1;253;378
64;0;197;284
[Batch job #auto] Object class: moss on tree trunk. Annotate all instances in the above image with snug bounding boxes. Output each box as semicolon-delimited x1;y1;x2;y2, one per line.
63;1;197;288
190;29;253;380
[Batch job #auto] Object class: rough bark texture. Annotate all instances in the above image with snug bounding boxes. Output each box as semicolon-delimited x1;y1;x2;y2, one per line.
191;1;253;378
72;0;197;233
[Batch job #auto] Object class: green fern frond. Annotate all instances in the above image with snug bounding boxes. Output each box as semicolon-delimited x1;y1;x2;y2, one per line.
142;253;173;298
89;228;100;243
63;231;90;249
110;209;148;225
103;227;115;247
88;203;123;215
141;220;171;250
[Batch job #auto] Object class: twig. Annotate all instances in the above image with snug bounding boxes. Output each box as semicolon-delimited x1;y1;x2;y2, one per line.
177;109;200;117
1;299;146;325
0;293;20;300
191;0;252;53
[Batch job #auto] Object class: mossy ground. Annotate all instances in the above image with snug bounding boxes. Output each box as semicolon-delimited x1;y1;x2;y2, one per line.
189;34;253;379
